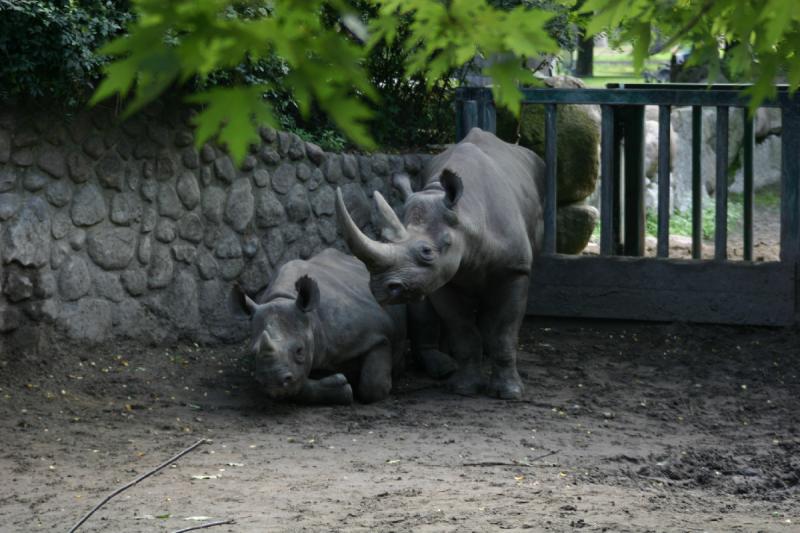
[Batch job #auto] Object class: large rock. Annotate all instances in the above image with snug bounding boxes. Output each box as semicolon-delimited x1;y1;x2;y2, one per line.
144;270;200;334
87;227;137;269
3;196;50;267
730;134;782;193
497;80;600;204
556;203;598;255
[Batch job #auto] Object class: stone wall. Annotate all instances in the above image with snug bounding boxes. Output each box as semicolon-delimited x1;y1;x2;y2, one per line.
0;104;429;349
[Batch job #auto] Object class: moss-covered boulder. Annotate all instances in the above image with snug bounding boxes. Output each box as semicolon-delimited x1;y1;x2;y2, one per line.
496;77;600;205
556;202;598;255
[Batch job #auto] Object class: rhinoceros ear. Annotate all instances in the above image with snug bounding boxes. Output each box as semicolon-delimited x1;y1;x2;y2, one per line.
295;275;320;313
230;283;258;318
441;168;463;209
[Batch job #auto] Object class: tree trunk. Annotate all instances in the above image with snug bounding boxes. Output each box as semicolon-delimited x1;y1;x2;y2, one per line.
575;31;594;77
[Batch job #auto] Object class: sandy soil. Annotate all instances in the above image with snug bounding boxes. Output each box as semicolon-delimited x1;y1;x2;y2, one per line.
1;318;798;532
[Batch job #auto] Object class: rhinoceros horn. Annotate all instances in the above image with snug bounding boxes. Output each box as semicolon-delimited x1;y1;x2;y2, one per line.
255;330;276;354
373;191;409;243
336;188;398;270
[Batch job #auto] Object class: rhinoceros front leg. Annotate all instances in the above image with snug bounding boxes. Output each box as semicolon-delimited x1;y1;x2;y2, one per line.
408;299;458;379
296;374;354;405
430;286;483;396
479;275;528;400
357;340;394;403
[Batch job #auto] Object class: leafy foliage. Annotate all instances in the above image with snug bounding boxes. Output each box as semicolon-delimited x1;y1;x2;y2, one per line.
0;0;132;106
581;0;800;110
93;0;560;162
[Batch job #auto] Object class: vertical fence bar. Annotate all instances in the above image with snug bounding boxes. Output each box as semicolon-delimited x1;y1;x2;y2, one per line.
623;106;646;256
743;109;754;261
543;103;558;255
613;112;624;254
691;106;703;259
459;100;478;142
780;100;800;263
715;106;729;261
479;97;497;135
657;105;671;258
600;105;615;255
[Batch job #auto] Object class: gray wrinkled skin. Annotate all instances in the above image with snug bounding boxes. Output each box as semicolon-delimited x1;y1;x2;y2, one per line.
231;248;406;405
337;128;544;399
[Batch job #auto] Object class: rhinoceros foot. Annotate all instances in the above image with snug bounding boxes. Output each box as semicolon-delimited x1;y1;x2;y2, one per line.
299;374;353;405
487;367;524;400
446;366;484;396
419;349;458;380
318;373;349;388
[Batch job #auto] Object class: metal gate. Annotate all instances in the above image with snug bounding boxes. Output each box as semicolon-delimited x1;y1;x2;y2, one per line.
455;84;799;326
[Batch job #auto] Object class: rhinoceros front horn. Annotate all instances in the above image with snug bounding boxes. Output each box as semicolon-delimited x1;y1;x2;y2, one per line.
335;188;397;270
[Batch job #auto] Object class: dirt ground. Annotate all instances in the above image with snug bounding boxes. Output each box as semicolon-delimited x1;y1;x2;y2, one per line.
1;318;798;533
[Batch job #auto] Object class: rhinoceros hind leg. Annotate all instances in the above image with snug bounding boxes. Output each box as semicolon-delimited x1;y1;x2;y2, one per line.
419;349;458;379
446;364;484;396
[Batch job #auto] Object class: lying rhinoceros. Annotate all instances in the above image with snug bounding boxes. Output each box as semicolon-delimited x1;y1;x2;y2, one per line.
336;128;544;400
231;248;407;405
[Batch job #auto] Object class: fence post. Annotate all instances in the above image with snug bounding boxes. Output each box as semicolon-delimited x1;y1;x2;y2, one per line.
455;87;496;142
622;106;646;256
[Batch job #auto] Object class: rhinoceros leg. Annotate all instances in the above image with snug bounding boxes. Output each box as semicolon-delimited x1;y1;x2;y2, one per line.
357;341;394;403
408;299;458;379
479;275;528;400
430;286;483;396
296;374;354;405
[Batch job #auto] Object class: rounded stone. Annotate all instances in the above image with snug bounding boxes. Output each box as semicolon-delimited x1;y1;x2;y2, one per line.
271;163;295;194
0;167;18;192
214;227;242;259
0;192;21;220
556;203;599;255
155;219;177;243
255;190;285;228
69;229;86;250
96;151;125;190
182;148;200;169
176;171;201;210
307;168;324;191
196;248;219;280
71;184;107;227
87;227;137;270
253;168;270;188
262;229;284;266
172;244;197;264
38;146;66;178
341;154;358;180
110;192;142;226
311;186;335;217
59;256;91;301
214;156;237;183
93;270;126;303
122;269;148;296
201;144;216;164
305;142;325;165
322;155;342;184
259;147;280;165
23;170;48;192
202;186;225;224
141;207;157;233
178;213;204;243
3;269;34;302
4;196;51;267
224;179;255;232
138;236;152;264
286;184;310;222
147;245;174;289
45;180;72;207
51;210;71;239
67;152;91;183
158;183;182;219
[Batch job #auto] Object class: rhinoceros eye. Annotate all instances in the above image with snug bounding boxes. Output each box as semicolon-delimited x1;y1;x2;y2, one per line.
293;346;306;364
416;242;436;265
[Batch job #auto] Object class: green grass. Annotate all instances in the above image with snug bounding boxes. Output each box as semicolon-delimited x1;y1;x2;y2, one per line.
590;195;747;242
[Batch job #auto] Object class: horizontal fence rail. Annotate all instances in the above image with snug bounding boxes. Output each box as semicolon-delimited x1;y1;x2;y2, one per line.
455;84;800;325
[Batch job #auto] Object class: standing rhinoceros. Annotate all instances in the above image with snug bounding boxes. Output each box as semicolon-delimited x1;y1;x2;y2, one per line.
231;248;407;405
336;128;544;400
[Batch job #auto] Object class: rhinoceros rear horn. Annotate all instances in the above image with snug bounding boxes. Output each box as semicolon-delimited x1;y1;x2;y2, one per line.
294;275;320;313
230;283;258;318
373;191;409;243
441;168;463;209
335;187;398;270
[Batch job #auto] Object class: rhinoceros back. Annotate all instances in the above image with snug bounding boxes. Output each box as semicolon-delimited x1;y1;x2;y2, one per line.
423;128;545;263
